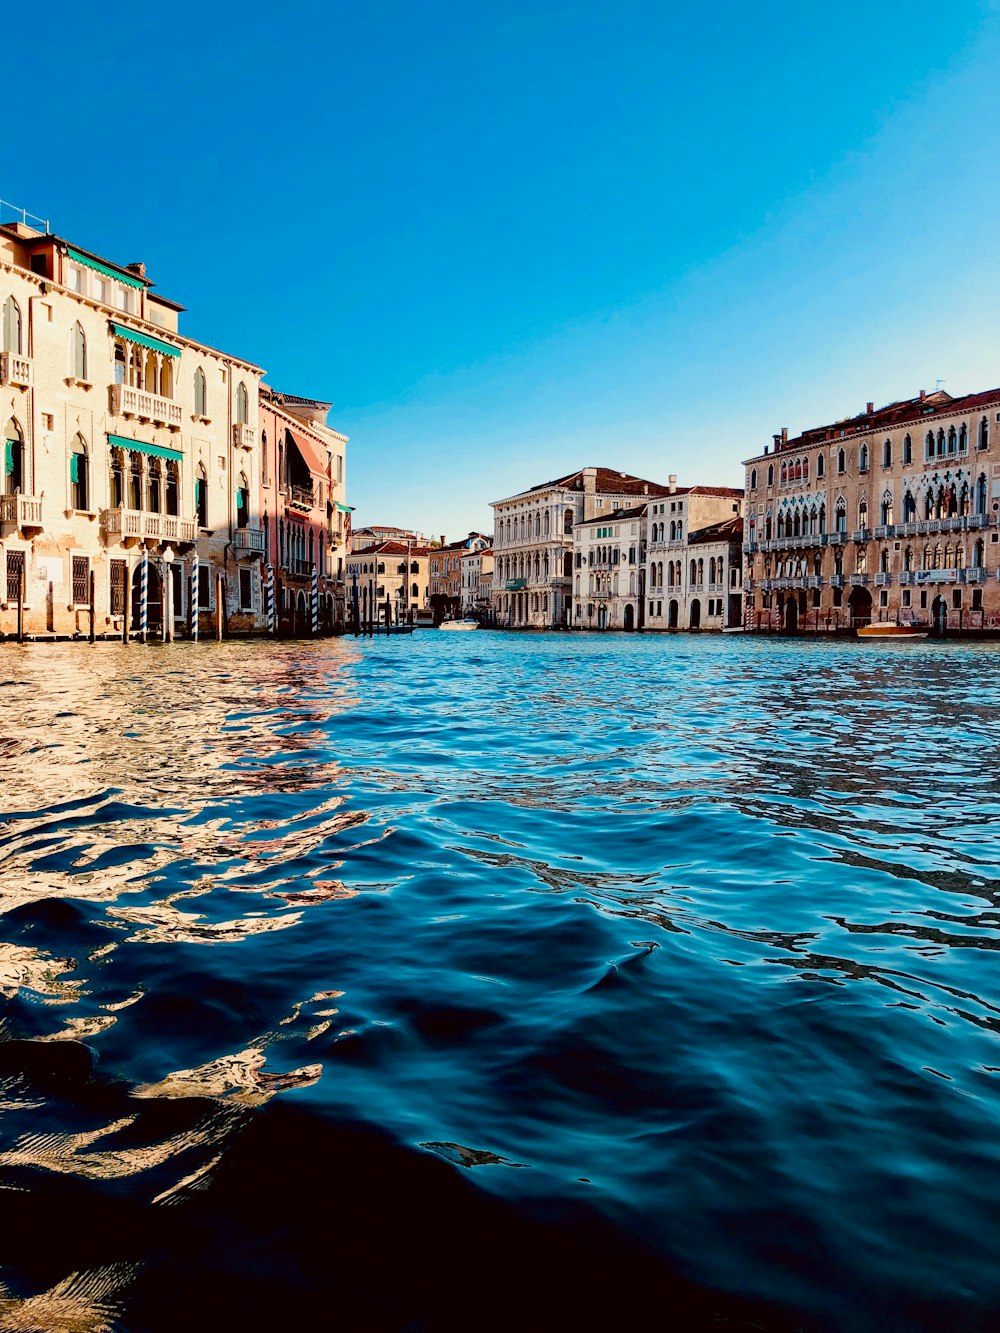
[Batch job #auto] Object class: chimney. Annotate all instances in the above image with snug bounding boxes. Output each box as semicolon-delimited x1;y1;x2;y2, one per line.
126;262;146;279
582;466;597;493
668;474;677;494
919;389;926;402
866;402;873;414
440;534;446;546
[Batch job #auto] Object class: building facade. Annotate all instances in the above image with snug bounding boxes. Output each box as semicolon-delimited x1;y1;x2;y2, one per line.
644;484;743;630
491;467;670;628
460;545;494;616
742;388;1000;633
345;540;429;624
430;533;491;611
571;505;647;630
351;523;424;552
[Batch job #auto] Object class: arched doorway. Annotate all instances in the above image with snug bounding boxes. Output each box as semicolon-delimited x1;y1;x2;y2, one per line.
130;561;162;632
690;598;701;630
784;597;798;633
668;599;679;628
623;603;635;631
847;586;872;629
931;595;948;636
597;605;607;630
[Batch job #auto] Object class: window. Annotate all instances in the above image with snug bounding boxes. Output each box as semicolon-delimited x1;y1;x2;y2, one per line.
236;473;249;528
750;468;757;490
195;465;208;527
165;461;179;516
66;265;82;292
979;417;989;451
859;444;869;473
2;297;21;354
882;439;891;467
194;367;207;417
72;556;90;605
5;549;25;602
70;323;87;380
236;382;248;425
837;448;846;474
902;433;912;464
4;418;24;493
767;463;774;486
239;568;253;610
198;565;210;609
70;435;89;510
817;454;825;478
110;559;127;615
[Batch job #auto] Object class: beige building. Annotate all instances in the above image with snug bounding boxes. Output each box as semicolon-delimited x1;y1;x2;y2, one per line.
430;533;491;611
645;483;743;630
743;387;1000;633
492;467;670;628
460;544;494;616
345;540;429;624
571;505;647;630
1;217;264;637
351;523;425;552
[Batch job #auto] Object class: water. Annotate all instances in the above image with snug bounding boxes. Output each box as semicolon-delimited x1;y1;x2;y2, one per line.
0;632;998;1332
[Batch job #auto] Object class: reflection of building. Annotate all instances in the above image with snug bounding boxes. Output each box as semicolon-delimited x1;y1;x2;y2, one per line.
742;387;1000;632
644;482;743;630
260;389;349;635
492;467;671;628
460;544;494;616
430;533;491;611
345;540;430;622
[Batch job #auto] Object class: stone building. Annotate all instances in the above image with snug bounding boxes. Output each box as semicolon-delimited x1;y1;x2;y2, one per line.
742;387;1000;632
430;532;491;612
345;540;429;624
460;544;494;617
351;523;424;552
571;505;647;630
644;483;743;630
491;467;670;628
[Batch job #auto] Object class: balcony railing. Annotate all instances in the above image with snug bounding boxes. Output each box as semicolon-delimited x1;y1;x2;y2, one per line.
962;566;987;584
874;572;892;586
232;423;256;450
0;352;31;388
829;574;846;587
0;493;42;529
288;484;315;509
898;571;918;585
110;383;183;430
234;526;266;555
828;531;847;545
288;557;314;577
102;507;196;544
848;573;869;586
851;529;871;543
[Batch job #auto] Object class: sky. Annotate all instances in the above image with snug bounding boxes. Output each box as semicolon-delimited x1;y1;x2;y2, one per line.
6;0;999;537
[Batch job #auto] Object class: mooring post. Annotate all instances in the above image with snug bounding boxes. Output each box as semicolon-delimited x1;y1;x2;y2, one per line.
216;573;224;641
89;570;96;643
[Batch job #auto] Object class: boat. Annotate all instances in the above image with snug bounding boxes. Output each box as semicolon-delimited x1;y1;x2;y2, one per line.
438;619;479;632
722;625;747;634
412;610;437;629
856;622;928;639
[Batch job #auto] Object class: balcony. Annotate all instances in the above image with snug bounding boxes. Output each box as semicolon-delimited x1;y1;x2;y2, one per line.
874;573;892;586
898;571;918;585
743;541;758;554
851;529;871;543
0;493;43;531
288;484;315;510
806;575;824;588
962;567;987;584
234;526;266;557
287;558;314;578
109;383;183;431
0;352;31;388
101;507;196;546
829;574;846;587
873;524;897;539
848;573;869;586
232;423;256;451
828;531;847;545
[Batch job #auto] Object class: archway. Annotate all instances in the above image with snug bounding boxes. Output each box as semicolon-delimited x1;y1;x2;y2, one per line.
130;561;162;632
668;599;679;629
784;596;798;633
847;586;872;629
295;591;308;636
689;599;701;630
597;605;607;630
931;595;948;636
623;603;635;631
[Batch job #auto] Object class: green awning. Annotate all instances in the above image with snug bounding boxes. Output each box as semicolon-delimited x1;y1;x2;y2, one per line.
107;434;182;462
67;247;145;289
110;322;180;358
333;501;354;512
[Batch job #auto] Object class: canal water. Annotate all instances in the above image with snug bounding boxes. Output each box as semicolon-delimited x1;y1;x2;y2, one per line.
0;633;998;1332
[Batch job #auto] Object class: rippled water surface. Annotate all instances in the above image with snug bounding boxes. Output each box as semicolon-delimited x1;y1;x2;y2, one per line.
1;632;999;1331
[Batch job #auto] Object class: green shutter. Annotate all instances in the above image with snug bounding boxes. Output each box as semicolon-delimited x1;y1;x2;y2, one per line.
195;479;204;504
3;441;11;478
70;453;80;483
237;489;245;510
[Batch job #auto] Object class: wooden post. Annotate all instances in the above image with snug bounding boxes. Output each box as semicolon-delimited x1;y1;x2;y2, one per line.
384;599;391;634
17;566;24;643
89;570;96;643
216;573;224;640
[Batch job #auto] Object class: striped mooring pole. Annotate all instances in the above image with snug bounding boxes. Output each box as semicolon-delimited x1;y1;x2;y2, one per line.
190;558;199;642
265;564;276;636
310;564;319;636
140;547;148;642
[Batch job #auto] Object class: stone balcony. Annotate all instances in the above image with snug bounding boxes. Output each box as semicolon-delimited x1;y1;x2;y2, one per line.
102;507;196;546
0;493;43;531
109;383;183;431
232;424;256;450
234;526;266;557
0;352;31;388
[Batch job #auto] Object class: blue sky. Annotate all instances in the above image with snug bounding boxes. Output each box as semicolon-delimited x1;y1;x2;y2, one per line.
7;0;999;537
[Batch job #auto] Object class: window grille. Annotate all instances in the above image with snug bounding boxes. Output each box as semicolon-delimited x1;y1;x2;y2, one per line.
6;550;25;602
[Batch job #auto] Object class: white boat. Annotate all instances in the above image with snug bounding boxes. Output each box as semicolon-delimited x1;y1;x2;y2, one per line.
438;619;479;632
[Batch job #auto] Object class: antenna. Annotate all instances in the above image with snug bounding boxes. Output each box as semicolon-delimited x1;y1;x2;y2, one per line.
935;378;946;391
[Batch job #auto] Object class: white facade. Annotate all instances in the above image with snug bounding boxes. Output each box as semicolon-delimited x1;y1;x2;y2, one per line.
571;508;646;630
644;487;743;630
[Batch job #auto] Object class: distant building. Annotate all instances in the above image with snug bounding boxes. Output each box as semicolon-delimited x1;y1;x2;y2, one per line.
430;533;491;611
742;387;1000;632
571;505;647;630
645;482;743;630
351;523;425;552
460;544;494;616
345;540;429;624
491;467;670;628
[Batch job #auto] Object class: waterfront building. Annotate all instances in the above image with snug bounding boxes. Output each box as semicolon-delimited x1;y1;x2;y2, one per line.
742;387;1000;632
351;523;425;552
571;505;647;630
430;532;491;612
259;389;349;635
460;544;494;617
645;482;744;630
345;540;429;623
492;467;670;628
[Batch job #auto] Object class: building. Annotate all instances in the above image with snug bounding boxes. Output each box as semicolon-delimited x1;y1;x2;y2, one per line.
345;540;429;624
460;544;494;617
351;523;425;552
0;216;266;638
430;532;491;612
491;467;671;628
571;505;647;630
644;483;743;630
260;389;349;635
742;387;1000;633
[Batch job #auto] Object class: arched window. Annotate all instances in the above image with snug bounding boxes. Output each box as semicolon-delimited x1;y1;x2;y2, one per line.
925;431;934;458
979;417;989;451
236;472;249;528
947;427;956;454
165;460;179;516
128;451;143;510
70;323;87;380
794;459;802;481
689;559;697;584
236;382;248;425
776;512;785;539
882;438;891;467
859;444;869;473
260;429;268;486
195;463;208;527
697;558;704;584
859;498;868;530
936;429;945;457
109;447;124;508
2;296;22;354
544;510;550;537
881;491;893;525
973;538;985;569
750;468;757;490
803;458;809;482
902;433;912;464
780;462;787;485
903;490;916;521
147;457;161;513
959;482;970;517
959;423;968;452
764;512;772;540
837;448;846;474
818;503;826;533
880;547;889;573
747;516;756;545
194;367;207;417
835;500;847;533
903;546;913;572
3;418;24;493
160;357;173;400
817;453;825;478
977;473;988;514
767;463;774;486
70;434;89;510
563;510;573;536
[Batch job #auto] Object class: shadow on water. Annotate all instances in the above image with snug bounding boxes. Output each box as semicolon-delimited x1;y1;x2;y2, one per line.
0;636;998;1331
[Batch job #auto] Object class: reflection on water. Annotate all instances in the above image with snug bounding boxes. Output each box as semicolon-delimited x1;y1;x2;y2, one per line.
0;636;999;1331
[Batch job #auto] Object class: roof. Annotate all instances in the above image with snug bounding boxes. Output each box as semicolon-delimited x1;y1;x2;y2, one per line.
348;541;430;557
494;467;673;505
747;387;1000;461
576;503;649;528
688;516;744;545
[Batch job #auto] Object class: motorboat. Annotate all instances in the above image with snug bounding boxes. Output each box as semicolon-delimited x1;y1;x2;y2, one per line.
856;621;928;639
438;619;479;632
